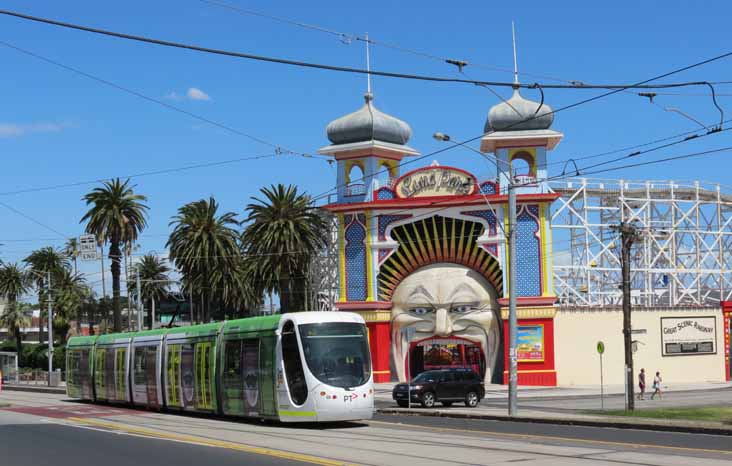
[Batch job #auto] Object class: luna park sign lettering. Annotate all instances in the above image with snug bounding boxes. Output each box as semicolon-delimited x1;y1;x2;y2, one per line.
396;167;476;198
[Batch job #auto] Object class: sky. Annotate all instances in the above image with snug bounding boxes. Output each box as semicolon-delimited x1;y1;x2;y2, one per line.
0;0;731;297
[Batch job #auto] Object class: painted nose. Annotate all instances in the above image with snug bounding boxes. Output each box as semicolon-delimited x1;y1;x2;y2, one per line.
435;308;452;336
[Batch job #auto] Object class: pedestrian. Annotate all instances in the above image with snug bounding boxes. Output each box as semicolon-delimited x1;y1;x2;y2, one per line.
650;371;662;400
637;368;646;400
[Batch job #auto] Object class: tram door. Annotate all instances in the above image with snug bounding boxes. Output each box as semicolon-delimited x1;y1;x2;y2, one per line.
221;338;261;417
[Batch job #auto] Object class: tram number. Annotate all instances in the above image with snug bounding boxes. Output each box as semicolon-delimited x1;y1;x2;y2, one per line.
344;393;358;403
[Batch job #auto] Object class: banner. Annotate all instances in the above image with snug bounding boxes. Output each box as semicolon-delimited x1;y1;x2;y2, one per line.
661;316;716;356
517;325;544;362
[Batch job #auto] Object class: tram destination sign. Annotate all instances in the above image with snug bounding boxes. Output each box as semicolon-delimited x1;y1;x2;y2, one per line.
395;166;477;198
661;316;717;356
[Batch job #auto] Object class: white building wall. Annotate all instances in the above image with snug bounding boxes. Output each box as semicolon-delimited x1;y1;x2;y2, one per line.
555;307;726;386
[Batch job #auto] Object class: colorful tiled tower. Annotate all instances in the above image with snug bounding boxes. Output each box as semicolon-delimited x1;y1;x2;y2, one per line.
319;91;418;382
481;84;564;385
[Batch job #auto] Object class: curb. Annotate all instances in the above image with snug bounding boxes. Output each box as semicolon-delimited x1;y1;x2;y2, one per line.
376;408;732;436
2;385;66;395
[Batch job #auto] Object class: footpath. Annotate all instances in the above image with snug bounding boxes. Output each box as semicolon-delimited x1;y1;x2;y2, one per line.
374;381;732;436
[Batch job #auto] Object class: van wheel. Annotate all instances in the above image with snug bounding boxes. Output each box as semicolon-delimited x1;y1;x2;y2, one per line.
465;392;479;408
421;392;436;408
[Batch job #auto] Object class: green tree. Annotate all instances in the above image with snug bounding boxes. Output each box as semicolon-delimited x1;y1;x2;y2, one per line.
24;247;69;344
54;268;91;339
81;178;148;332
242;184;326;312
0;263;32;355
64;238;80;275
167;197;240;322
127;254;170;329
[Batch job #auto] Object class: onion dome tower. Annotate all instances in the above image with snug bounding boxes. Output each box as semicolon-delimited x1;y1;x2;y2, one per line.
319;91;418;204
319;38;418;204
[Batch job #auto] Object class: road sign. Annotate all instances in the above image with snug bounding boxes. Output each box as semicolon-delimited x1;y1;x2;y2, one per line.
81;251;98;261
79;234;98;261
597;341;605;354
80;234;97;252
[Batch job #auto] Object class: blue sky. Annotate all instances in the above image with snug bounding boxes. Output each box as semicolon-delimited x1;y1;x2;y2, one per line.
0;1;731;295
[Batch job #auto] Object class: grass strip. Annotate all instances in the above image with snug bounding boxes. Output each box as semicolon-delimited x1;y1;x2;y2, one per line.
588;406;732;424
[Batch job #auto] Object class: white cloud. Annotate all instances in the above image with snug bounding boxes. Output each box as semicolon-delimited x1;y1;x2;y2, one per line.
164;91;183;101
0;121;73;138
186;87;211;101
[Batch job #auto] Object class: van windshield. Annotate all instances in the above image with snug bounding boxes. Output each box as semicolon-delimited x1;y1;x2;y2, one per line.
298;322;371;388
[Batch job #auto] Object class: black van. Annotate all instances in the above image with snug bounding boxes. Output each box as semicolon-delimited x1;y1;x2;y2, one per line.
392;368;485;408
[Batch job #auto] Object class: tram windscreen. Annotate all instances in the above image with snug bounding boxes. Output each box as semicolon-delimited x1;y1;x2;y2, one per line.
298;323;371;389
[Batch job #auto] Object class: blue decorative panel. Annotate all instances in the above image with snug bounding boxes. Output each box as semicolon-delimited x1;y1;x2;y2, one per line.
375;187;396;200
378;214;412;240
345;215;367;301
479;181;498;195
461;210;498;236
515;205;541;297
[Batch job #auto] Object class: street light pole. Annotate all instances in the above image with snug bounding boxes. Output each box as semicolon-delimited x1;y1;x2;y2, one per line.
507;184;518;416
46;270;53;386
433;131;518;416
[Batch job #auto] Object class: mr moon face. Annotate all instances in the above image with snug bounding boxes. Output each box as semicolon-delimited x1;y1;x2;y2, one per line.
390;263;500;385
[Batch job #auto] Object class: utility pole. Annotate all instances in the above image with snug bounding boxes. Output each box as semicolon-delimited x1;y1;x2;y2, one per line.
47;270;53;386
615;221;640;411
136;266;142;332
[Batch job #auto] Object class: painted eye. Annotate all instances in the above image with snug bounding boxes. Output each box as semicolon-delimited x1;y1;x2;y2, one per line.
451;304;475;314
409;307;433;315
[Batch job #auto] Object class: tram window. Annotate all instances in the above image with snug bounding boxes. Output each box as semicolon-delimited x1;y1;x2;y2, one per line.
104;348;115;399
299;323;371;389
94;348;105;396
134;348;146;385
222;340;243;412
282;321;308;405
194;341;213;410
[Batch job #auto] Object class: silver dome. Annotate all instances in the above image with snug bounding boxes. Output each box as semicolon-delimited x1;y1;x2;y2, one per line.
485;89;554;132
326;93;412;145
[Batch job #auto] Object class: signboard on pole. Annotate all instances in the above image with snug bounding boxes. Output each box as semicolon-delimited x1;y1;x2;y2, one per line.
79;234;98;261
597;341;605;410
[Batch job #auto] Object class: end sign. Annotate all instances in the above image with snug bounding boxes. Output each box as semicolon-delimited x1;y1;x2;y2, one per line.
597;341;605;355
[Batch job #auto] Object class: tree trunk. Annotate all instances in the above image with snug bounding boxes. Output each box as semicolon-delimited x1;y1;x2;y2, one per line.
110;240;122;332
15;327;22;359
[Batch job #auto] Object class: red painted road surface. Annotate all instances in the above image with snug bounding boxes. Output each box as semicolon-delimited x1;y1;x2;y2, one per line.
1;404;142;419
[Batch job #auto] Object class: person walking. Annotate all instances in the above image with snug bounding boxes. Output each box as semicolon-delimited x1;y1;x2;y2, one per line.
651;371;662;400
637;368;646;400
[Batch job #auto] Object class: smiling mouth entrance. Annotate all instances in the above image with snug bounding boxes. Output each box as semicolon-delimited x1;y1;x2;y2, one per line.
407;337;485;380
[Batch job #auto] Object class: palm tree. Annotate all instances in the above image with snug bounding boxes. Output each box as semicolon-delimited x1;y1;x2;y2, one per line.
24;247;69;344
242;184;326;312
81;178;148;332
54;268;91;338
0;263;32;355
64;238;80;275
127;254;170;329
167;197;240;323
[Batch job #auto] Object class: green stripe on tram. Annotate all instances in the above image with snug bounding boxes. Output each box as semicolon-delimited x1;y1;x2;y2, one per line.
279;410;317;417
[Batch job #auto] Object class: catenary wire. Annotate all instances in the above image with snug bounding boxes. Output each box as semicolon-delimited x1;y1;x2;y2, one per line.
0;9;726;92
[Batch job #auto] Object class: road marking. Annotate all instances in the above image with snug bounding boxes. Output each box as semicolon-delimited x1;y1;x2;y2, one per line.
367;419;732;456
66;417;350;466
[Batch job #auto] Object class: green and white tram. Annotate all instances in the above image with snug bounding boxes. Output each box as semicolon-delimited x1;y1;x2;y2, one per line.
66;312;374;422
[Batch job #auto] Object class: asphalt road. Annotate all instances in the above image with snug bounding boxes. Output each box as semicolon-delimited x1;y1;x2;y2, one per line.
2;390;732;465
0;412;308;466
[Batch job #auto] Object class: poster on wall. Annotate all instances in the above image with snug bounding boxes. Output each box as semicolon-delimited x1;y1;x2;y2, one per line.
661;316;717;356
517;325;544;362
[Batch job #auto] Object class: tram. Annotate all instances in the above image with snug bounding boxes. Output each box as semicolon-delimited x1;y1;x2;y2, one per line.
66;312;374;422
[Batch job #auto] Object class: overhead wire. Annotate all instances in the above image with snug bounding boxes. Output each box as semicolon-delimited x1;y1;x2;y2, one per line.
309;47;732;204
0;9;726;92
